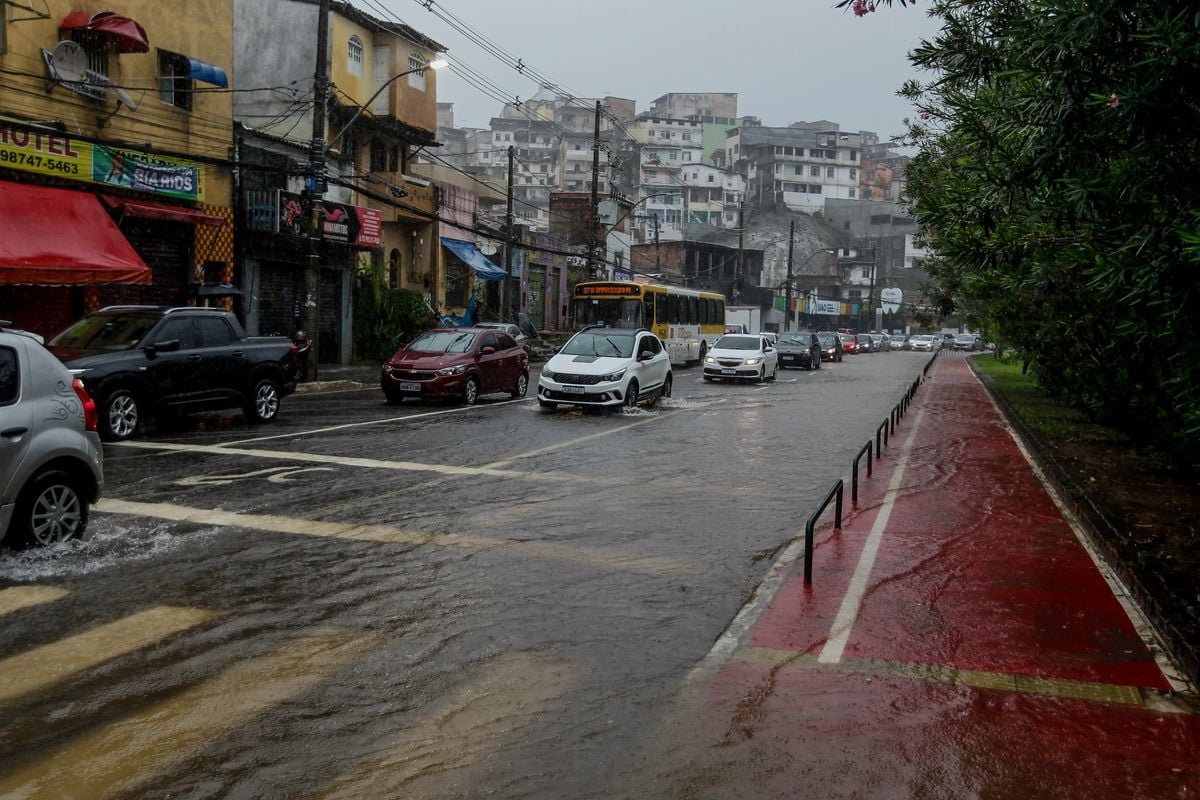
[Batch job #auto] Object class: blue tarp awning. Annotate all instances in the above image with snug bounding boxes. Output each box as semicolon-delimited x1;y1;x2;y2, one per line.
188;58;228;88
441;237;507;281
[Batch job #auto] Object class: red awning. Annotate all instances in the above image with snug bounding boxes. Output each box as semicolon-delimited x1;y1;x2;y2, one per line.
100;196;227;227
60;11;149;54
0;182;152;286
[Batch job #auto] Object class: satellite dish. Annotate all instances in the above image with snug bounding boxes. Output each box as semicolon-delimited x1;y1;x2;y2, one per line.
49;40;87;84
114;86;139;111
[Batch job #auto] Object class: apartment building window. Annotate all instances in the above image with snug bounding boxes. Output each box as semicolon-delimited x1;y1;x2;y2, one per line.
867;171;876;182
707;174;714;182
810;166;820;176
849;168;857;180
810;184;822;194
827;166;835;177
849;289;862;302
794;165;804;175
682;132;691;141
850;149;858;161
848;187;856;198
348;36;363;76
408;54;427;90
370;138;387;171
158;50;192;110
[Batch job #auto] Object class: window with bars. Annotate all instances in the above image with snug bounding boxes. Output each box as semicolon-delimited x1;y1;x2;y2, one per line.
348;36;363;76
408;54;427;90
158;50;192;110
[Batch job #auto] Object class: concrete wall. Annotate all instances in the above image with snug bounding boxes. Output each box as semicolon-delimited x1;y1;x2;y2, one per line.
233;0;316;147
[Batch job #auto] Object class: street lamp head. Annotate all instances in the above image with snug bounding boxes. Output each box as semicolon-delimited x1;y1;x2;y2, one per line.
427;55;449;70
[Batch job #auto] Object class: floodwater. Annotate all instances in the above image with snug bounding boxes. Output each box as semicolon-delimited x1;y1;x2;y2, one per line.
11;352;1182;799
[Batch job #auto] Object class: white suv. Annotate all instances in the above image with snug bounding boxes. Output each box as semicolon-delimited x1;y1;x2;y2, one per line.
1;327;104;548
537;327;672;410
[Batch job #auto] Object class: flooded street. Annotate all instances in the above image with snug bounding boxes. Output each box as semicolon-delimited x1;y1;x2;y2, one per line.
1;353;925;798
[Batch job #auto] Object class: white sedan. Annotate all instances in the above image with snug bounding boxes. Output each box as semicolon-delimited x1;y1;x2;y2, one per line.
702;334;779;383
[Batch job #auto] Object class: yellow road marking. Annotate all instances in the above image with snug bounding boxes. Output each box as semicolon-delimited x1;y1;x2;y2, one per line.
0;586;69;618
734;647;1191;712
96;499;694;576
314;652;576;799
0;632;373;799
0;606;215;704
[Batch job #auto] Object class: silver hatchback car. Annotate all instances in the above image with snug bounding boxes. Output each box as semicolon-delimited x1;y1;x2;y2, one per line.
0;327;104;548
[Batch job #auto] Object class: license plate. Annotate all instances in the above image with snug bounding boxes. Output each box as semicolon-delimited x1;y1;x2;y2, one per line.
782;355;795;362
398;382;421;391
561;385;585;394
721;368;736;375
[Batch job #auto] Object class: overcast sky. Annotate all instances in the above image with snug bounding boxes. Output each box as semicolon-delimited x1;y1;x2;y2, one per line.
374;0;943;141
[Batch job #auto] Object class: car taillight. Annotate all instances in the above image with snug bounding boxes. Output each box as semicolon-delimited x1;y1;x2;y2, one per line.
72;378;98;432
289;344;298;357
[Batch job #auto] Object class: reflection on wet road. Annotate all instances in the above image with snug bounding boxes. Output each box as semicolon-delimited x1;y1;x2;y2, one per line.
4;353;1189;798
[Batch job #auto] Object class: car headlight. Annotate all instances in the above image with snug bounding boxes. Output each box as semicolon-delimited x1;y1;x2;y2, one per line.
744;357;760;366
600;368;626;382
541;368;555;381
436;364;467;376
704;356;716;364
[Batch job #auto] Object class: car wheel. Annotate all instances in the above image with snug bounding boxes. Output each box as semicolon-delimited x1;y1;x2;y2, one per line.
511;371;529;399
649;373;672;407
756;367;765;384
101;388;140;442
770;363;778;381
624;379;640;408
463;375;480;405
12;469;89;548
246;377;281;423
384;391;404;405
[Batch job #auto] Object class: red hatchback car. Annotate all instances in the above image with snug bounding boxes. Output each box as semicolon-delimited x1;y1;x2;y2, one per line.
381;328;529;405
838;332;859;355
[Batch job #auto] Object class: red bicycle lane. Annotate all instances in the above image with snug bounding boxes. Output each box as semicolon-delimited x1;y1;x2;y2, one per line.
683;355;1199;800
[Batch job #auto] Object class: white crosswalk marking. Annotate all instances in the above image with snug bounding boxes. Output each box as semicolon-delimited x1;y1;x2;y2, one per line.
0;606;216;704
0;632;373;799
0;585;69;618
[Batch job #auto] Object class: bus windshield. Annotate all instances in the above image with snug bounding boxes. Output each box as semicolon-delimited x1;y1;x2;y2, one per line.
573;298;642;330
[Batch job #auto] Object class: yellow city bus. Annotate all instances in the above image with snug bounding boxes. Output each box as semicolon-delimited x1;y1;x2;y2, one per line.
572;281;726;364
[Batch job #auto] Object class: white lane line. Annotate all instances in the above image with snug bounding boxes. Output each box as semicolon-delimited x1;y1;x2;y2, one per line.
819;401;929;664
214;398;534;446
0;632;372;799
0;586;70;618
95;499;694;575
112;441;576;482
313;652;577;799
0;606;216;704
485;403;712;468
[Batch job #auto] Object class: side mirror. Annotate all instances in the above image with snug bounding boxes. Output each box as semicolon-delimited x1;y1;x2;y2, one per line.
551;346;560;355
480;346;497;355
146;339;180;356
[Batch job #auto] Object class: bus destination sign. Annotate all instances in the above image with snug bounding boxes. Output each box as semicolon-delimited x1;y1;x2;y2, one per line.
579;284;641;297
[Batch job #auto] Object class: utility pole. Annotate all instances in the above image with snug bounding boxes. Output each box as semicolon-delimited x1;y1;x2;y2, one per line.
588;100;602;279
653;214;660;274
865;241;879;330
503;145;514;322
735;201;744;303
303;0;331;381
785;219;795;332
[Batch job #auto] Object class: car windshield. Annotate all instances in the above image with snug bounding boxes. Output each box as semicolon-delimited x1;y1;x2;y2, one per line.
955;334;975;341
49;312;161;352
406;331;478;353
715;336;760;350
913;335;931;341
777;334;808;345
839;334;854;342
857;335;871;342
561;333;635;358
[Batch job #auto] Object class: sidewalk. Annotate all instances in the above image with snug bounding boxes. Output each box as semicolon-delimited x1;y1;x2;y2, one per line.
293;363;378;394
688;354;1199;799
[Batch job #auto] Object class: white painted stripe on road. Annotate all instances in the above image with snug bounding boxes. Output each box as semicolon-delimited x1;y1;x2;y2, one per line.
113;441;571;482
0;606;216;704
95;499;694;575
0;632;372;799
0;585;69;617
313;652;577;799
213;398;534;447
485;404;711;468
819;401;929;664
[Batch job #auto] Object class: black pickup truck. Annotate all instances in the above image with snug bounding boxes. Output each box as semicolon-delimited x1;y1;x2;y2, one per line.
49;306;300;441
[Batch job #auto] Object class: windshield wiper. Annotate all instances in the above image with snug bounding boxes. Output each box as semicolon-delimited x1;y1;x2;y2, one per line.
602;336;625;357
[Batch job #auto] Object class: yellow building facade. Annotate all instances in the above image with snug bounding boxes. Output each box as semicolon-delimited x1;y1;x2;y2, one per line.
0;0;234;336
